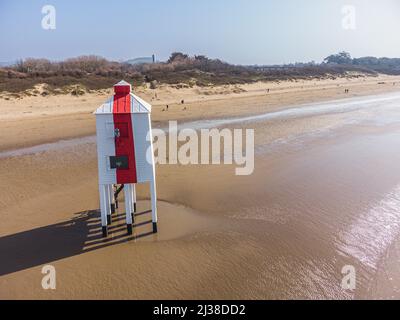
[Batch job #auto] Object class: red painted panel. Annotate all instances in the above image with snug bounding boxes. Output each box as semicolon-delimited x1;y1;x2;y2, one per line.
113;93;137;184
114;85;131;95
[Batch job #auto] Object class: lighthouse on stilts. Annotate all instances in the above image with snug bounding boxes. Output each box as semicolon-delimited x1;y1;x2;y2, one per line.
94;80;157;237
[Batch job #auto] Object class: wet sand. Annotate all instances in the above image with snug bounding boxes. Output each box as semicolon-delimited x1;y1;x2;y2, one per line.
1;86;400;299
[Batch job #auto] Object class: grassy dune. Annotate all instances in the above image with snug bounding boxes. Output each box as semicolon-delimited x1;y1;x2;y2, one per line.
2;52;393;96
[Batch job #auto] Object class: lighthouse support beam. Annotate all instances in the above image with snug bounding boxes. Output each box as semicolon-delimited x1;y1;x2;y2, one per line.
110;184;116;214
105;184;112;225
130;183;136;223
124;184;133;235
150;180;158;233
132;183;137;213
99;184;108;237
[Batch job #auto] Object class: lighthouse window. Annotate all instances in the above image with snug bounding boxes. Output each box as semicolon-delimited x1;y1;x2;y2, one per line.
110;156;129;169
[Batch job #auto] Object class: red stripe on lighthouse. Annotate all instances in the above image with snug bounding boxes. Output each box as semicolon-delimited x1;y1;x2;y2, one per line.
112;91;137;184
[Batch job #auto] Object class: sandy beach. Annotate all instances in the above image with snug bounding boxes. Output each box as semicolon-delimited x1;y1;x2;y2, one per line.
1;75;400;299
1;75;400;151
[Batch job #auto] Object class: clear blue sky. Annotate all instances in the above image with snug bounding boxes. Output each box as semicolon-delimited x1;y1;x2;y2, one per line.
1;0;399;65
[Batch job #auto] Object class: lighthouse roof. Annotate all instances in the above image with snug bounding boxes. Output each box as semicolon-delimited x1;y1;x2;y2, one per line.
94;94;152;114
94;80;151;114
114;80;130;87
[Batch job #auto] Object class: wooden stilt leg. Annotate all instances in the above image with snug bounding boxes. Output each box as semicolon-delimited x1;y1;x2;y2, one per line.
132;183;137;213
150;180;158;233
105;185;112;225
124;184;133;235
99;184;108;237
110;184;116;214
130;183;136;223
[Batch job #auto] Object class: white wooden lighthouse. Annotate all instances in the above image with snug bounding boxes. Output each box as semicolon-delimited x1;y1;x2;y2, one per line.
94;80;157;237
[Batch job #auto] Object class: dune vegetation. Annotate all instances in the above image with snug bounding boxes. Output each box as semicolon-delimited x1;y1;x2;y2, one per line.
1;52;399;95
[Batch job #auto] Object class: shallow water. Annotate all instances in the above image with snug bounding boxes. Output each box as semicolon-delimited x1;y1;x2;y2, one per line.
177;92;400;130
267;131;400;298
3;91;400;159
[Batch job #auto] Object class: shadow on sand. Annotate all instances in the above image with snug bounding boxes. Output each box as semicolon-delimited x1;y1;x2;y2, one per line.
0;209;154;276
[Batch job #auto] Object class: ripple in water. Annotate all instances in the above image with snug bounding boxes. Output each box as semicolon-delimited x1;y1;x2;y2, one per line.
336;184;400;270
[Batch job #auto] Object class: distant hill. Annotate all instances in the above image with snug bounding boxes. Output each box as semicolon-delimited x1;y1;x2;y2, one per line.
0;61;15;67
125;55;155;65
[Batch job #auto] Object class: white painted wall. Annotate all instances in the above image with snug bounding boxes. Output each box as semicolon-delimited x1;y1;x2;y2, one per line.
132;113;154;183
96;114;117;185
